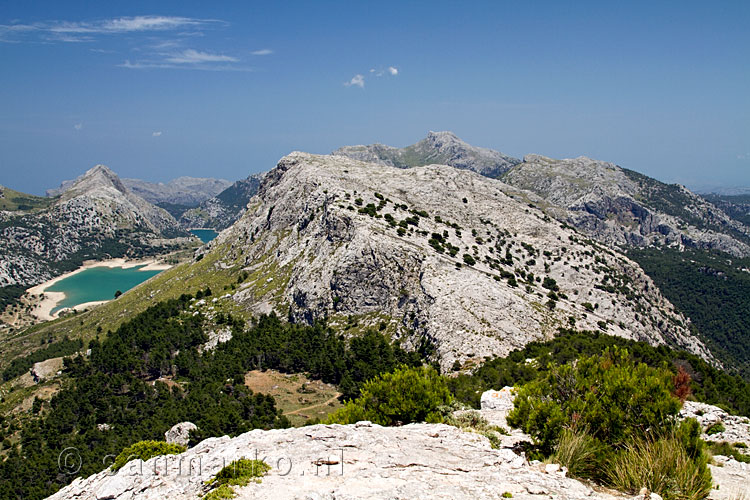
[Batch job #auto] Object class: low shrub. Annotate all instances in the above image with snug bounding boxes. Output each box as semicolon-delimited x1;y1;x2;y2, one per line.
705;422;726;435
507;348;711;500
203;484;236;500
326;365;452;426
709;442;750;463
111;440;186;471
507;347;681;454
208;458;271;486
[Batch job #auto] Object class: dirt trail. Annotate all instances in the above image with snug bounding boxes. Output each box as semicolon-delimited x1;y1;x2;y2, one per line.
285;393;341;416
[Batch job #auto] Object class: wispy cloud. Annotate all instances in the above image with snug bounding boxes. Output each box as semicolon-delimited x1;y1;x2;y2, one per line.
345;74;365;88
119;59;251;72
165;49;238;64
2;16;257;72
0;16;222;44
366;66;399;78
152;131;162;137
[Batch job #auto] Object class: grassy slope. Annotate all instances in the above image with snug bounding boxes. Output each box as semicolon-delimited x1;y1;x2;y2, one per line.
0;243;243;371
0;186;55;212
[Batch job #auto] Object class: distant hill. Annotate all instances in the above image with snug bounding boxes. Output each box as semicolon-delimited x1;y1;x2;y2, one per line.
1;165;188;293
0;185;55;212
178;173;264;229
121;176;232;205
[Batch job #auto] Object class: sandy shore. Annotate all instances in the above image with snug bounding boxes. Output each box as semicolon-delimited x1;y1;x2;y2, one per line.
27;258;172;321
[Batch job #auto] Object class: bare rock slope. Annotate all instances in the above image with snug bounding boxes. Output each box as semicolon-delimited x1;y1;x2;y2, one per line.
204;152;709;370
502;155;750;257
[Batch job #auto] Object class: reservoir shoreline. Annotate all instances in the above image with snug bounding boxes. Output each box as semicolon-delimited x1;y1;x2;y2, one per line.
27;258;172;321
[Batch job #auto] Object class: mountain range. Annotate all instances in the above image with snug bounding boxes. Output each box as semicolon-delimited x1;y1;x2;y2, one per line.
335;132;750;258
2;132;749;371
2;132;750;500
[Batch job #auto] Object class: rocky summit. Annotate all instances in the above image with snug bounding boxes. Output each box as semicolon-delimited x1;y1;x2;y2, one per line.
202;152;709;370
502;155;750;257
333;131;521;178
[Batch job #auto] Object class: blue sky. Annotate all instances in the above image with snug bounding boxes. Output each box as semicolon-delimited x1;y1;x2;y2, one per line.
1;1;748;194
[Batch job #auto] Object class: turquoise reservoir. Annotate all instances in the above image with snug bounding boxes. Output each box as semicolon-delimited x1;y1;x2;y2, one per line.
190;229;219;243
47;265;162;314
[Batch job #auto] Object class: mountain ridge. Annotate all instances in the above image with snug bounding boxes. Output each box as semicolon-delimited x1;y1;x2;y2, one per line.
201;151;709;370
334;132;750;257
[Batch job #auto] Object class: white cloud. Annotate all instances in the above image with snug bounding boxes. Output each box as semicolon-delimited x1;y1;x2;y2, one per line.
388;66;398;76
251;48;273;56
101;16;208;33
152;131;162;137
345;74;365;88
165;49;238;64
74;123;83;130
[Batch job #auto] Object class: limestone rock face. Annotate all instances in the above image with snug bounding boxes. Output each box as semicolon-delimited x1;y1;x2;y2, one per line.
46;421;627;500
680;401;750;447
335;132;750;257
165;422;198;447
205;152;710;370
30;356;64;382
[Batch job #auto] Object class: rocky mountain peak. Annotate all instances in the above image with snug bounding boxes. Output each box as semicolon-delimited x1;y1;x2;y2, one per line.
333;131;520;178
424;130;461;145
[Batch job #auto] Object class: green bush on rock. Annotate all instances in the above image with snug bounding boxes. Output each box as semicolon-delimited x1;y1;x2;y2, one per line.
326;365;452;426
508;347;680;454
203;459;271;499
507;347;712;500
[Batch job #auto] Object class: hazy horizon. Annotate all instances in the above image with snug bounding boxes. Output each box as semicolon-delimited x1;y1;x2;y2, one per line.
2;1;748;195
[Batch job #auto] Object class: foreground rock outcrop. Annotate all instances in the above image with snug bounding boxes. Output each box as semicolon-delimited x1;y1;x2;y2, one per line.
47;421;617;500
45;407;750;500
